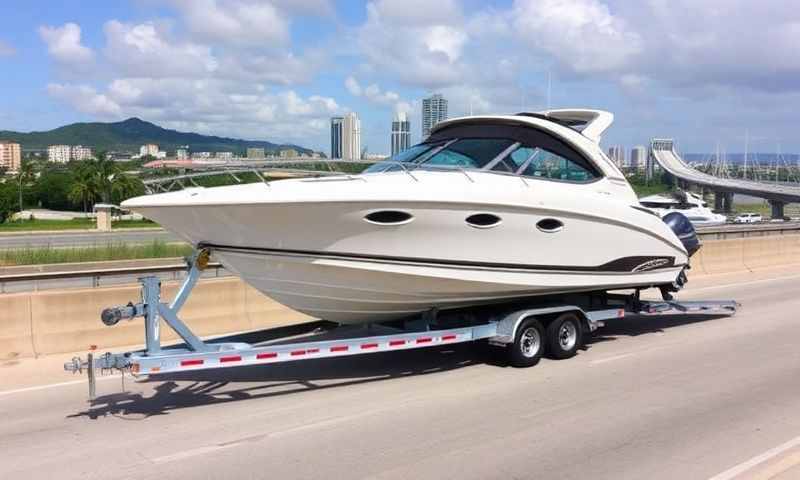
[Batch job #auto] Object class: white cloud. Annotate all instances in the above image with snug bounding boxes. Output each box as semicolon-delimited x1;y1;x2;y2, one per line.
344;76;408;113
38;23;94;65
423;25;467;63
46;83;121;117
368;0;462;26
0;40;15;56
512;0;642;74
171;0;289;45
103;20;218;77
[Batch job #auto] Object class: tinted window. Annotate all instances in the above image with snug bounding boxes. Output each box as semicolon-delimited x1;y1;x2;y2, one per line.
363;142;444;173
492;146;598;182
421;138;516;169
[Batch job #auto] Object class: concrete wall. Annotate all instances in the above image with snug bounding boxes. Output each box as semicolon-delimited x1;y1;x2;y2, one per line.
2;234;800;360
0;277;311;360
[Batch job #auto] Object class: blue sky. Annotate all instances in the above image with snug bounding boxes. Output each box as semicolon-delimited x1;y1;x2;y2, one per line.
1;0;799;155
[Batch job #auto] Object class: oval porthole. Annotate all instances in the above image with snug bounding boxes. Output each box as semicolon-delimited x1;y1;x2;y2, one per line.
536;218;563;233
364;210;414;225
466;213;502;229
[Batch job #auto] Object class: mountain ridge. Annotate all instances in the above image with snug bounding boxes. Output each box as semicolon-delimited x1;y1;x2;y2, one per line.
0;117;316;155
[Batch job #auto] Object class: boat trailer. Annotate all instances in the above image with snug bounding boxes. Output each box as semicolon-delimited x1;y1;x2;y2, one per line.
64;249;738;400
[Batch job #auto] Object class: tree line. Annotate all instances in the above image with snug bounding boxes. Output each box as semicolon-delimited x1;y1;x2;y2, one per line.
0;153;145;223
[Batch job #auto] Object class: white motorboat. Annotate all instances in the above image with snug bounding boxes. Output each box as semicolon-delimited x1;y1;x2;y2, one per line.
122;110;698;324
639;191;727;226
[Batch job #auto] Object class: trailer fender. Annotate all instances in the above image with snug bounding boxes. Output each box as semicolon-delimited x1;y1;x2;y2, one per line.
489;306;590;346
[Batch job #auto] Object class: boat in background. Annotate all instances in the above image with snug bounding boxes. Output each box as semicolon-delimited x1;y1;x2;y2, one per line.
123;109;698;324
639;191;727;226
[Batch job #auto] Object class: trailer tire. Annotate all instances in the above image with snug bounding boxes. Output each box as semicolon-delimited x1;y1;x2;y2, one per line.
507;317;545;368
545;312;582;360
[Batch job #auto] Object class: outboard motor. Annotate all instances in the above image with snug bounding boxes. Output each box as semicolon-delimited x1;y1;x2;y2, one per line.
662;211;700;257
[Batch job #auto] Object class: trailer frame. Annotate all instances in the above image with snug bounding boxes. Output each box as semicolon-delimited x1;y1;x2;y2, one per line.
64;249;738;399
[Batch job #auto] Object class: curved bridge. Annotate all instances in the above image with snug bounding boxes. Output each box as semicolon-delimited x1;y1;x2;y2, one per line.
649;139;800;217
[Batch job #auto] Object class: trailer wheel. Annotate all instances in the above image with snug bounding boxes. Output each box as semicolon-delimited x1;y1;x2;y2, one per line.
545;312;583;360
507;317;545;368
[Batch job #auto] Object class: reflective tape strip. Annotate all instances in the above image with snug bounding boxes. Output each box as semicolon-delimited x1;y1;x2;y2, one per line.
181;359;204;367
220;355;242;363
257;352;277;359
389;340;406;347
330;345;349;352
442;334;457;341
361;343;379;349
290;350;306;356
416;337;432;344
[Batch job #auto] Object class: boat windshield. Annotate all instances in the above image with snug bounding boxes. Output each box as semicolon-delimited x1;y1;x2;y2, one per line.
364;137;598;182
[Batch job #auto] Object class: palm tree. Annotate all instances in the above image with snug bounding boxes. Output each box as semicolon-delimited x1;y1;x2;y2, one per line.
16;159;36;213
110;172;145;203
68;162;98;212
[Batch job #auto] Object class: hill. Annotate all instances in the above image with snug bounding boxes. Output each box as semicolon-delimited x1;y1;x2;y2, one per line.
0;118;316;155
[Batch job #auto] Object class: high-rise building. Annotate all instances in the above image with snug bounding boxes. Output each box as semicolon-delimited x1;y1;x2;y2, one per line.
341;112;361;161
47;145;72;163
422;93;448;139
630;146;646;170
140;144;159;157
176;146;189;159
246;147;265;159
0;140;21;172
71;145;93;161
330;117;343;159
607;146;625;168
391;112;411;157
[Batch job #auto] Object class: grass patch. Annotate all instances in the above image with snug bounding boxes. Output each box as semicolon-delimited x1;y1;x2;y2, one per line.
0;241;192;266
0;218;158;231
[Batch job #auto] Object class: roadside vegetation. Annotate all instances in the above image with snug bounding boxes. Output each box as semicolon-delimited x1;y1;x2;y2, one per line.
0;218;157;232
0;240;192;266
0;153;145;224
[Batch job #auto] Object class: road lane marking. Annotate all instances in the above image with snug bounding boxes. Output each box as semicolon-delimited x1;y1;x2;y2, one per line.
589;353;635;365
708;435;800;480
0;375;120;398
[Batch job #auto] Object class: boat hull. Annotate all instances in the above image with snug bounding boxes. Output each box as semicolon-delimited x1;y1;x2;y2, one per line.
215;247;685;323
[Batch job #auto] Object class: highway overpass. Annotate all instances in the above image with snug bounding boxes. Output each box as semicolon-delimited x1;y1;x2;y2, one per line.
650;139;800;218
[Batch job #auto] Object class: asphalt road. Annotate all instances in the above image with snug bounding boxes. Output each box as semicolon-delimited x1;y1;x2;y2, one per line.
1;273;800;479
0;229;180;249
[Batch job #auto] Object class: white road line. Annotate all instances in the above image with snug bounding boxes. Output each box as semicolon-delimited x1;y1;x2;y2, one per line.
0;375;119;398
589;353;635;365
708;435;800;480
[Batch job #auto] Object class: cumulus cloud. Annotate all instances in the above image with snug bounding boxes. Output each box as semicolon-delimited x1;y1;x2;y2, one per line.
103;20;218;77
47;78;342;144
0;40;15;56
170;0;289;45
512;0;642;75
344;76;409;114
38;23;94;65
47;83;121;117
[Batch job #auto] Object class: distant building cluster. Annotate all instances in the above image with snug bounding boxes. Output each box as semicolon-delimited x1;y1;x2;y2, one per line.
47;144;94;163
329;93;450;160
247;147;265;159
0;140;21;172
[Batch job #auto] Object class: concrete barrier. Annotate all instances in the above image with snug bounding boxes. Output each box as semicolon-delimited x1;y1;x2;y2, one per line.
3;235;800;359
1;277;311;358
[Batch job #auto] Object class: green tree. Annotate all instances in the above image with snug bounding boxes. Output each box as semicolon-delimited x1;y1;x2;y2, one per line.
15;159;36;212
68;162;99;212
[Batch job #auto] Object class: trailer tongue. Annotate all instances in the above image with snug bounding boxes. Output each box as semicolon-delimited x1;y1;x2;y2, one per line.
64;249;738;400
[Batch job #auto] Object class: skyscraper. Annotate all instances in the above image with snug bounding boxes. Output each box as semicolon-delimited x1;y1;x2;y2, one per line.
422;93;448;139
630;146;646;170
607;146;625;168
330;117;343;159
391;112;411;156
341;112;361;161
